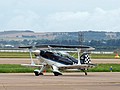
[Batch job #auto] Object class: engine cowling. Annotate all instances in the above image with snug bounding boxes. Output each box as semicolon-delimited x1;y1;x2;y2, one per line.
33;50;40;56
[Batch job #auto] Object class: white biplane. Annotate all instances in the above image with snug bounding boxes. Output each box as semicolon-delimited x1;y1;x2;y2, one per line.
19;44;96;76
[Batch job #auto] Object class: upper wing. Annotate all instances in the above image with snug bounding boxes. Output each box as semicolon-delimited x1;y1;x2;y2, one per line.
36;44;92;48
36;44;95;51
19;44;95;50
58;64;97;70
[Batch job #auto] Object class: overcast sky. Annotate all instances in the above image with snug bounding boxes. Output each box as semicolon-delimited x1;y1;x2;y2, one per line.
0;0;120;32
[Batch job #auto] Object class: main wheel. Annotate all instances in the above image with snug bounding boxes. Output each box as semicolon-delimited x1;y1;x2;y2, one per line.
39;73;43;75
53;72;62;76
34;71;40;76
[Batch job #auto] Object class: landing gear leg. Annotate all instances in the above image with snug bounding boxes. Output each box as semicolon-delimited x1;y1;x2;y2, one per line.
52;65;62;76
81;68;88;75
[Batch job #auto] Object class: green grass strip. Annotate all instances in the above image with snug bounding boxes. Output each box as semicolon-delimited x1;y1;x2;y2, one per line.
0;64;120;73
88;64;120;72
0;64;34;73
0;52;35;58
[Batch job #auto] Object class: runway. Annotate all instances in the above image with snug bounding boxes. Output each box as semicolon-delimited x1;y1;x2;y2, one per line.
0;72;120;90
0;58;120;64
0;58;120;90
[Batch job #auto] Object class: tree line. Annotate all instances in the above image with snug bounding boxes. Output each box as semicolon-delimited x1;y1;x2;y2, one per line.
0;39;120;51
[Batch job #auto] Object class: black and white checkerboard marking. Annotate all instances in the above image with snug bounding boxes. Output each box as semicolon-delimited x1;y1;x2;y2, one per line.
84;54;91;64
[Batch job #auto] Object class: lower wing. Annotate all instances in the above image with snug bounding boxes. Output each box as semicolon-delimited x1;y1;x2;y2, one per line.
58;64;97;70
21;64;43;67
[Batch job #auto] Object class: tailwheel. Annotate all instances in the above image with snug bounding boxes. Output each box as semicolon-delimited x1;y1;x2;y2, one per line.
85;72;87;75
81;69;88;75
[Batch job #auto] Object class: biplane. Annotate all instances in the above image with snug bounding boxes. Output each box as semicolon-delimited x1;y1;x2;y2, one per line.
19;44;96;76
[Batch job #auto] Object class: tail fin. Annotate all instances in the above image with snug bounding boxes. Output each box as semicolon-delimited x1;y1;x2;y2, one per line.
80;53;91;64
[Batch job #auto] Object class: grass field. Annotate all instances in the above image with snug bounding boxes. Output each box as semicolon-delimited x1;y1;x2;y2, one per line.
91;54;116;59
88;64;120;72
0;64;120;73
0;64;35;73
0;52;119;73
0;52;117;59
0;52;35;58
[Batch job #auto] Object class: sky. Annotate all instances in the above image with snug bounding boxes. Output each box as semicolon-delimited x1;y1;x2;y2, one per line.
0;0;120;32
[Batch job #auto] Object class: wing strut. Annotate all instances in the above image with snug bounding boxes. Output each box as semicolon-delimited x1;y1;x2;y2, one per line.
77;49;81;65
29;49;35;65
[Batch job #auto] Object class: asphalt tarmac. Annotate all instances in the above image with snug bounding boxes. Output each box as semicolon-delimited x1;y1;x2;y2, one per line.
0;72;120;90
0;58;120;90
